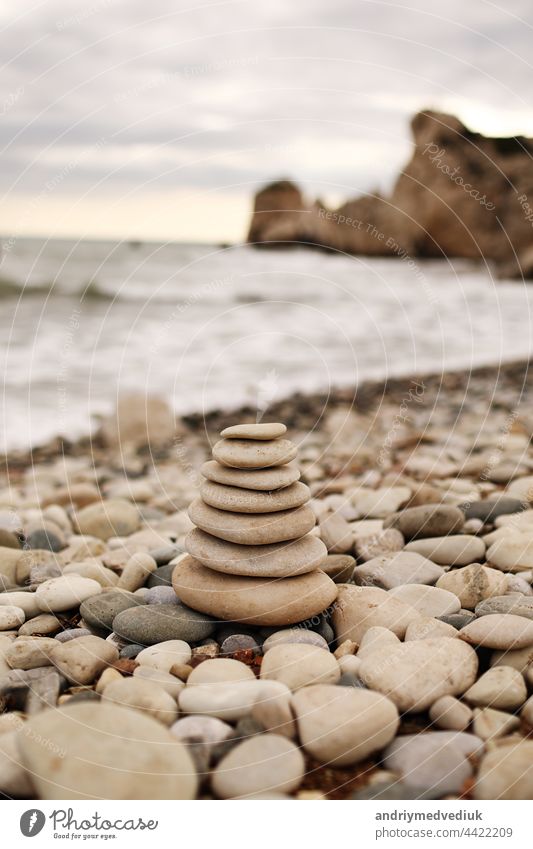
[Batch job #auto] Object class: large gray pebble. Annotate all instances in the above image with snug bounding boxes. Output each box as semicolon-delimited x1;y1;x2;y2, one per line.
80;590;146;632
113;602;216;645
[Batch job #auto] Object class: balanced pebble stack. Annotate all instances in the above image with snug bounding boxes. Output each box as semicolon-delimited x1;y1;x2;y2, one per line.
174;422;338;625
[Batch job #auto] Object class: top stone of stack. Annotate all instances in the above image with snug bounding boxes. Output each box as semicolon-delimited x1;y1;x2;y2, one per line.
174;422;337;625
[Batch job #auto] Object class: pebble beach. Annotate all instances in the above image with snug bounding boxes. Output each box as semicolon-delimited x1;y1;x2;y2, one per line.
2;359;533;800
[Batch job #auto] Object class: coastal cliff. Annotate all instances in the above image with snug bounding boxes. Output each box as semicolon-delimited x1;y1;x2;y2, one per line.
246;110;533;276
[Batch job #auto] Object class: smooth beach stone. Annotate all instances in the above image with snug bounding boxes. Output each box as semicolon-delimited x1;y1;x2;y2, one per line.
0;591;40;619
188;499;315;545
102;677;178;725
63;562;119;587
0;606;25;630
136;640;191;671
383;732;480;798
292;684;399;766
5;637;56;669
354;528;405;562
404;616;458;641
357;626;400;660
179;679;284;721
318;511;353;554
476;595;533;620
36;575;101;613
332;585;422;643
429;695;473;730
18;702;197;799
262;629;329;652
358;638;478;712
384;504;464;540
461;498;526;523
353;551;444;589
220;422;287;440
173;557;337;626
0;731;34;797
146;563;176;588
54;628;92;643
185;528;327;577
212;733;304;799
79;590;146;632
472;707;520;741
202;460;300;491
221;634;259;654
486;534;533;572
404;535;486;566
463;666;527;710
50;634;118;684
133;666;185;700
117;552;157;592
18;613;61;636
321;554;356;583
74;498;140;541
260;643;340;690
490;644;533;673
352;486;411;518
200;479;310;514
458;614;533;649
188;658;255;685
251;681;296;739
436;564;507;609
388;584;461;617
506;476;533;502
439;611;476;630
474;742;533;799
171;715;233;747
213;438;297;470
112;602;216;645
145;585;179;604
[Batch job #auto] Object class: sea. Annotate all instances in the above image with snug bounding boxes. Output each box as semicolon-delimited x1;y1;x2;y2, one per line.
1;236;533;452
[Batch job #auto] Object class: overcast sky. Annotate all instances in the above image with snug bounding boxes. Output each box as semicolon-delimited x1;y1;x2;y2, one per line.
1;0;532;242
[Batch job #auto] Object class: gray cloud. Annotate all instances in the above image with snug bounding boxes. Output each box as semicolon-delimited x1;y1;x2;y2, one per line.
1;0;532;218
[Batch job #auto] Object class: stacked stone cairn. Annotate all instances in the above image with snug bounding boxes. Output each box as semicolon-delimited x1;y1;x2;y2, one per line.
173;422;338;625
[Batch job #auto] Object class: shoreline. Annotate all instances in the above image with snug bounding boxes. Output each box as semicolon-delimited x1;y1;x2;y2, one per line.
3;357;532;471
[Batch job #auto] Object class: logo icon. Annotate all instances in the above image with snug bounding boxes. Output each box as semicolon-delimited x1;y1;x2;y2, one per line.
20;810;46;837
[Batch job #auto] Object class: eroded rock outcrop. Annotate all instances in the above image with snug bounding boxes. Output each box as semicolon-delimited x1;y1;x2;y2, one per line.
247;110;533;275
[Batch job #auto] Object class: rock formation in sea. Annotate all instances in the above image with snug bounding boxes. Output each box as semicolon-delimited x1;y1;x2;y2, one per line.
246;110;533;277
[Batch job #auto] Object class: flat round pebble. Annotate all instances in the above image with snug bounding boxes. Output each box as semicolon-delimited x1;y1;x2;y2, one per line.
186;528;326;577
102;677;178;725
262;628;329;652
213;438;297;470
135;640;192;671
79;590;146;632
188;499;315;545
36;575;101;613
261;643;340;690
18;702;197;799
220;634;259;654
389;584;461;617
200;480;310;514
458;613;533;649
201;460;300;491
171;715;233;747
145;586;179;604
54;628;92;643
112;602;216;645
292;684;399;765
0;606;25;630
212;734;304;799
220;422;287;440
359;637;478;712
